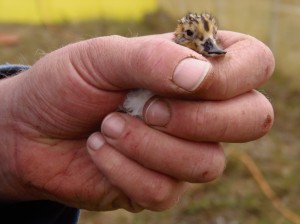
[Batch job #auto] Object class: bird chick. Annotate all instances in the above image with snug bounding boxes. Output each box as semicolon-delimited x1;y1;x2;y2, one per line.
174;13;226;56
121;13;226;117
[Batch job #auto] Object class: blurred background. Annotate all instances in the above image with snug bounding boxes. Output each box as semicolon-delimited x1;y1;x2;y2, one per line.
1;0;300;223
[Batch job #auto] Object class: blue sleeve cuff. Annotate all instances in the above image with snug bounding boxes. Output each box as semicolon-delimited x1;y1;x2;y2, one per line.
0;200;80;224
0;64;31;79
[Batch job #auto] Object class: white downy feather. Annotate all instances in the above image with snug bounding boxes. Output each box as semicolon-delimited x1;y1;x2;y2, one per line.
121;89;154;118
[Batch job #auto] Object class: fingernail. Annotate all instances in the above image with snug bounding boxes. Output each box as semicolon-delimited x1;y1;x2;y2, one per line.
173;58;211;91
87;132;105;151
101;114;126;139
144;98;171;126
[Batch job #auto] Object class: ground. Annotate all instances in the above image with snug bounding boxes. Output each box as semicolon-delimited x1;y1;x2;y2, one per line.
1;11;299;224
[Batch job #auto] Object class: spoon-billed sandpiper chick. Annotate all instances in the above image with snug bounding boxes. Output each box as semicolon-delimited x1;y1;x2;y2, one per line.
121;13;226;117
174;13;226;56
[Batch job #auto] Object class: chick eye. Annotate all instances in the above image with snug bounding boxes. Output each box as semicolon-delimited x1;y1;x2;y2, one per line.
186;29;194;37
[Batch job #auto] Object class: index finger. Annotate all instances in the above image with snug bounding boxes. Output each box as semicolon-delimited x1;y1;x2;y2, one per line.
199;30;275;99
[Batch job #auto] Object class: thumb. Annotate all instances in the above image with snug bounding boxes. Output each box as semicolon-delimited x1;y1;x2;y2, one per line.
12;34;210;137
74;34;212;96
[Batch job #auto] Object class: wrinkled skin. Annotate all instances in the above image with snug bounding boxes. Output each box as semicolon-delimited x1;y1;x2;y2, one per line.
0;31;274;212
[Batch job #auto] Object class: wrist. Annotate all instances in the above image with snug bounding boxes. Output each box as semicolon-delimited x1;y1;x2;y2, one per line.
0;75;37;201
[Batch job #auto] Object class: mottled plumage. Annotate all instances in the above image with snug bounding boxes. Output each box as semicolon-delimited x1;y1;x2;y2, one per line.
174;13;226;56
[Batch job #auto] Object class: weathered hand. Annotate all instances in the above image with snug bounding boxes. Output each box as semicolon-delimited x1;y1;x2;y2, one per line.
0;31;274;212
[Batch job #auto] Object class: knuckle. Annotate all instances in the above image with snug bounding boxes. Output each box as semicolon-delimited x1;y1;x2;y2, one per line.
192;145;226;182
118;120;153;160
259;44;275;81
139;179;176;211
133;38;170;68
250;37;275;82
261;113;274;135
257;93;274;134
210;148;227;179
192;103;227;140
97;34;127;44
125;200;144;213
244;91;275;139
129;37;181;85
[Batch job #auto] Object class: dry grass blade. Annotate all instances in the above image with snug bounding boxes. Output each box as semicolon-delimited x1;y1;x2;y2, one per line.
230;149;300;224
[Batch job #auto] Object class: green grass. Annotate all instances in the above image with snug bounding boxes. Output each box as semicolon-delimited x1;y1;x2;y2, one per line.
1;10;300;224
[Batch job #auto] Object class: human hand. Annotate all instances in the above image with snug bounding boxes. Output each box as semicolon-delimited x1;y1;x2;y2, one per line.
0;31;274;212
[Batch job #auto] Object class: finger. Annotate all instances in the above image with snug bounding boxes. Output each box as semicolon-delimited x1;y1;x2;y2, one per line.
86;132;186;211
144;90;274;142
196;30;275;99
99;113;226;183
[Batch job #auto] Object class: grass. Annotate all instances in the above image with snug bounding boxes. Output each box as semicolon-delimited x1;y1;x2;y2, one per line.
1;10;300;224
